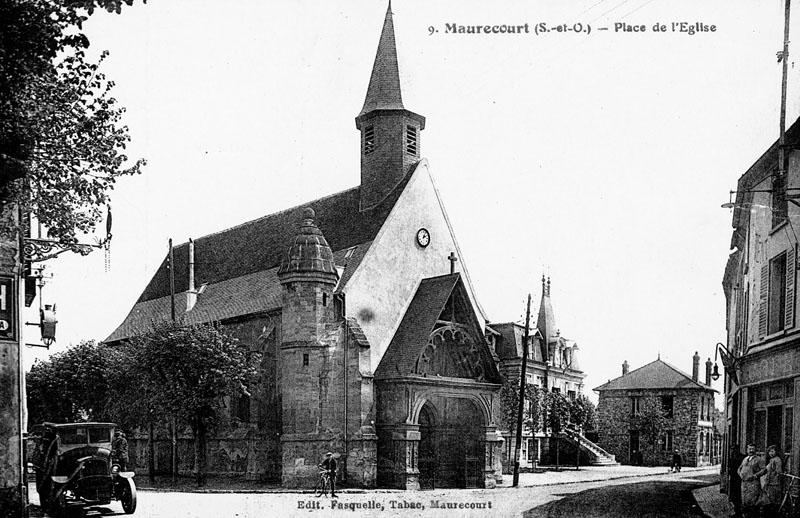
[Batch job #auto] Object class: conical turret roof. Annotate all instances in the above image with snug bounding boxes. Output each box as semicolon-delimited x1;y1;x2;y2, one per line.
537;276;557;344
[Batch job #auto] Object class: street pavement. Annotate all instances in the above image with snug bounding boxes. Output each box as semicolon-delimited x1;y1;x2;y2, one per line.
27;465;720;518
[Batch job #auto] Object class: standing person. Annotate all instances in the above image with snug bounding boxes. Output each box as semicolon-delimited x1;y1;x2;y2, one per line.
320;452;337;498
738;444;766;518
728;443;745;518
754;445;783;516
112;429;129;471
670;449;682;473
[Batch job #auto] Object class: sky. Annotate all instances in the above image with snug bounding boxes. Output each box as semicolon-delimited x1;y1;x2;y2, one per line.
21;0;800;403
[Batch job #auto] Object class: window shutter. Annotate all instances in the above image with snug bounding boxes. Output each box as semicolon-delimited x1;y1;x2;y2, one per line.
759;263;769;338
786;245;796;330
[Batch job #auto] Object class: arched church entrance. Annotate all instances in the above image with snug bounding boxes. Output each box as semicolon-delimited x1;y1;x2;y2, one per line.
417;397;483;489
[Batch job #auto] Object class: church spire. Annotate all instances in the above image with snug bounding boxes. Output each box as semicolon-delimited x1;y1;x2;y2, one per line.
359;2;404;116
356;3;426;210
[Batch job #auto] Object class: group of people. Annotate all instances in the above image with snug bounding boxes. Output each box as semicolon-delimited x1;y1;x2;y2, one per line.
728;443;785;518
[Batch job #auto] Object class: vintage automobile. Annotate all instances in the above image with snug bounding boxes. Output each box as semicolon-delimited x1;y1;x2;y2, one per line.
28;422;136;516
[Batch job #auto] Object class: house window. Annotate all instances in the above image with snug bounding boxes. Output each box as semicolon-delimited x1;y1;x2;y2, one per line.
568;390;576;401
631;396;641;416
303;353;309;367
700;396;705;421
405;125;418;156
364;126;375;155
660;395;674;418
660;431;673;451
768;252;787;334
551;387;561;394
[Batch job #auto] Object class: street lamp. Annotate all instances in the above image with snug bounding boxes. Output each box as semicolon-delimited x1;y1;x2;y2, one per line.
710;342;740;385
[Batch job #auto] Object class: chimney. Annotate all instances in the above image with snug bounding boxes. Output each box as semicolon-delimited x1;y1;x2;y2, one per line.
692;351;700;382
186;238;197;312
705;357;713;386
622;360;629;376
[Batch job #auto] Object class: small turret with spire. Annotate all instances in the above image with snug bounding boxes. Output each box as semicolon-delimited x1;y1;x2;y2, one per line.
356;2;426;210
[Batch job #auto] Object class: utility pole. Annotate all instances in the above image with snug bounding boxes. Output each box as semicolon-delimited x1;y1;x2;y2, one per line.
512;294;532;487
777;0;792;222
780;0;791;175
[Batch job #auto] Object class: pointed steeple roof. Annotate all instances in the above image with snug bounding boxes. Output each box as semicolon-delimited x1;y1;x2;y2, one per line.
536;275;557;345
359;2;404;116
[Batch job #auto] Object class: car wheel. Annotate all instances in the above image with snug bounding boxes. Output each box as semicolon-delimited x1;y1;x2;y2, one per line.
121;478;137;514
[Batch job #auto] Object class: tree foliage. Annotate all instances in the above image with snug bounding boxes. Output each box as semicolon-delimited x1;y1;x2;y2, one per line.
123;321;260;485
1;0;145;243
499;380;544;434
568;393;598;433
26;339;116;424
25;320;259;486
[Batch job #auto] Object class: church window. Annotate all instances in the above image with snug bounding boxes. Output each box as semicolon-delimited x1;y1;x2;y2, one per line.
364;126;375;155
405;125;418;156
322;293;328;307
303;353;309;367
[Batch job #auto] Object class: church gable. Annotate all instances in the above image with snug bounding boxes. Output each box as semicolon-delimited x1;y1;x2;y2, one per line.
375;273;499;383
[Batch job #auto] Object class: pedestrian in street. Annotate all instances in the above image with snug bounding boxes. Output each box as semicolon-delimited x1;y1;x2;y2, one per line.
728;443;745;518
112;429;129;471
737;444;765;518
319;452;338;498
670;449;682;473
754;444;783;516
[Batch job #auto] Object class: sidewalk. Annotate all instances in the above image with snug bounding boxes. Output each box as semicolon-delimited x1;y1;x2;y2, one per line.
500;464;718;488
692;484;733;518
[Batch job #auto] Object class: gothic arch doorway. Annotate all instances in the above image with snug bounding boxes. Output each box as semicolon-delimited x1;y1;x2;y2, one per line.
418;402;436;489
416;396;484;489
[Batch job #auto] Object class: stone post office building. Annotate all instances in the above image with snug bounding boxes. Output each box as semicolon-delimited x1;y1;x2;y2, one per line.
594;355;718;467
107;6;507;489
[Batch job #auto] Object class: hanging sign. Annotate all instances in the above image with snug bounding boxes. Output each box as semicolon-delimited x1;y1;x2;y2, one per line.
0;276;16;341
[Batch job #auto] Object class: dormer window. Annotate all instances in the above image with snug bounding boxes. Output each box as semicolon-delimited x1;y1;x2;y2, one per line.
406;125;418;156
364;126;375;155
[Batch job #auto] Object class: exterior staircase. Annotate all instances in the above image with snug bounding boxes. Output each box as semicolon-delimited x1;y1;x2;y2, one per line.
564;430;619;466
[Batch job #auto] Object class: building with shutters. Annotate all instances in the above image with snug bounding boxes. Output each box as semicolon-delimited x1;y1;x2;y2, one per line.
594;355;719;467
721;118;800;492
105;5;508;490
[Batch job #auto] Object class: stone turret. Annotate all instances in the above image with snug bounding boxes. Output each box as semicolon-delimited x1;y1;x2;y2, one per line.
278;207;340;487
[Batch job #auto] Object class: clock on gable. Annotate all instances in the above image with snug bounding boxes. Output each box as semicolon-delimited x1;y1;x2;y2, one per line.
416;228;430;248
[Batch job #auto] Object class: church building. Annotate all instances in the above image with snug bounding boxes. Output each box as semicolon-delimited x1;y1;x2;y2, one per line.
106;5;505;490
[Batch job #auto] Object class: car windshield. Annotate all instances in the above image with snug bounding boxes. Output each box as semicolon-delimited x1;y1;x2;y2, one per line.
88;427;112;444
59;427;88;445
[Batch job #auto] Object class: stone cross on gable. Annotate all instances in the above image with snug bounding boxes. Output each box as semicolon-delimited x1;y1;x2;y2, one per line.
448;251;458;274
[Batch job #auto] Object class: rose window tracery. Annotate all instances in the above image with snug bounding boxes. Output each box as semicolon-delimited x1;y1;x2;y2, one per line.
415;325;485;381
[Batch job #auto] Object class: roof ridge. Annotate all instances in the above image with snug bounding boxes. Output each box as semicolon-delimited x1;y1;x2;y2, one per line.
174;185;361;247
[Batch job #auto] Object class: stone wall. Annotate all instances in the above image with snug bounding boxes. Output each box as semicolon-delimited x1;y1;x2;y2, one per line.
0;203;21;514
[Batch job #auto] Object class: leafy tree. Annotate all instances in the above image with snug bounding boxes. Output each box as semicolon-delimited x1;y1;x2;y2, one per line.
1;0;145;244
26;340;115;424
545;391;571;470
632;396;669;464
124;321;259;486
568;394;598;433
499;380;544;435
